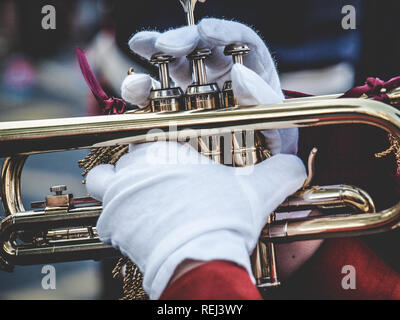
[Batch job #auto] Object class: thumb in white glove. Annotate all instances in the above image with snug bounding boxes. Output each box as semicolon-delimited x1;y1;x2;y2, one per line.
86;141;306;299
231;63;299;155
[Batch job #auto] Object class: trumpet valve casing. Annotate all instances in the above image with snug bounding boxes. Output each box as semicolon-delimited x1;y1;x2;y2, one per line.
150;88;184;112
185;83;221;110
222;80;235;109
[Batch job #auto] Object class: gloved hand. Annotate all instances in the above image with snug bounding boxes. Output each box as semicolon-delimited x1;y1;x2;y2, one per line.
86;142;306;299
121;18;298;155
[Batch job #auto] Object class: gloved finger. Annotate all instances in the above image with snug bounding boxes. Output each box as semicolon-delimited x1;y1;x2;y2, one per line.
121;73;160;108
278;128;299;155
155;25;235;89
205;46;233;88
86;164;116;201
113;143;160;172
128;30;161;60
198;18;273;72
231;64;285;154
238;154;306;231
231;64;283;105
168;46;230;89
256;153;306;208
155;25;200;89
116;142;213;171
129;29;192;89
198;18;281;94
167;57;193;90
113;143;183;175
156;24;232;88
261;130;282;156
155;25;200;57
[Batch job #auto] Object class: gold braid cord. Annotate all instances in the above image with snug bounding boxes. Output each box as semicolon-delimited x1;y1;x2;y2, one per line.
112;257;149;300
78;145;129;176
79;146;148;300
375;134;400;174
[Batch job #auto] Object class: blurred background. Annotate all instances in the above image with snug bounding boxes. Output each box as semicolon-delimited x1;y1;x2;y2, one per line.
0;0;398;299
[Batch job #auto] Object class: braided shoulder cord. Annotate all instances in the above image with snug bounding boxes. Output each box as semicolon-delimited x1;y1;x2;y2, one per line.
375;134;400;174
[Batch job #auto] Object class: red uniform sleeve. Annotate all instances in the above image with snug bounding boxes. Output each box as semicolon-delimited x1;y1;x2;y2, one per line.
288;237;400;300
159;261;262;300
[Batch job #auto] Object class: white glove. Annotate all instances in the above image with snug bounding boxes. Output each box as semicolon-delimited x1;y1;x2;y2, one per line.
86;142;306;299
121;18;298;155
86;17;306;300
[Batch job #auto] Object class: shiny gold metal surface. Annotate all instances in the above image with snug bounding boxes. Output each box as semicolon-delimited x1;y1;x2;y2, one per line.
0;97;398;153
277;184;375;214
1;96;400;273
251;214;280;288
0;0;398;299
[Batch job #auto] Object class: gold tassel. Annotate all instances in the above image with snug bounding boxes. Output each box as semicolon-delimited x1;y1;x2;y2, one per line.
375;134;400;174
112;257;148;300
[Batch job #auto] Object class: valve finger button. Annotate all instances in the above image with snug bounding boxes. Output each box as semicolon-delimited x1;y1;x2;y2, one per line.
186;48;221;110
150;53;176;89
224;43;250;64
149;53;184;113
187;48;212;86
223;43;251;108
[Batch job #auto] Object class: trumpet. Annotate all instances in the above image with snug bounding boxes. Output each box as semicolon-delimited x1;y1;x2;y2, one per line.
1;0;400;299
1;98;400;278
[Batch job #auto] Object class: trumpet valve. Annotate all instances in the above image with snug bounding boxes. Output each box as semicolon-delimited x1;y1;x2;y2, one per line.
186;48;221;110
222;43;250;108
149;53;184;112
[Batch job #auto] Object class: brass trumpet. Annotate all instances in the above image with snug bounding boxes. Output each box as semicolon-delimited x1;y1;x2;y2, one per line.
1;0;400;298
1;97;400;278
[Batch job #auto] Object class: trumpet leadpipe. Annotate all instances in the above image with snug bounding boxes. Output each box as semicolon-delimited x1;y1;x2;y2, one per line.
0;98;399;156
1;98;400;269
